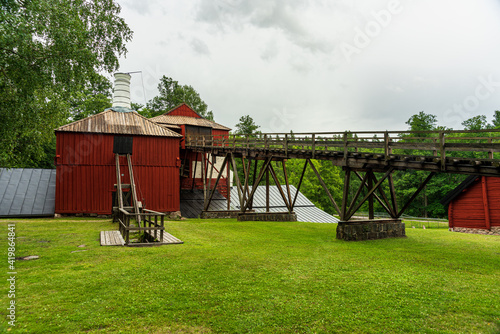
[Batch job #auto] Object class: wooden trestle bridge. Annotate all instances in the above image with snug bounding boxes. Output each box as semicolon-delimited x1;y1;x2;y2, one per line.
186;129;500;227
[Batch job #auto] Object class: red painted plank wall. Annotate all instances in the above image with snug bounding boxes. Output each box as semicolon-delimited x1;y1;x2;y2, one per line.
212;129;230;146
449;176;500;229
55;132;180;214
485;177;500;227
167;104;202;118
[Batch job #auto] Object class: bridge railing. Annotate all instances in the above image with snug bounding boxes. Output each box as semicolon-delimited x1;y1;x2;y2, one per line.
186;129;500;163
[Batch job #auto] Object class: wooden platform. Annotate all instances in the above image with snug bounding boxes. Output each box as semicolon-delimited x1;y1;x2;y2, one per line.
100;230;183;247
100;231;125;246
145;231;184;245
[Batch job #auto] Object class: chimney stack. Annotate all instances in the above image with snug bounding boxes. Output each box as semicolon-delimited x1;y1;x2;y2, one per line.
112;72;132;109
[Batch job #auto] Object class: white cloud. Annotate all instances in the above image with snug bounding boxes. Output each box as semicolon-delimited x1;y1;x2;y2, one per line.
117;0;500;132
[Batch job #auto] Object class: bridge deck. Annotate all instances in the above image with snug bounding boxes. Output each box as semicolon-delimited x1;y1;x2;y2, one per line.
186;129;500;176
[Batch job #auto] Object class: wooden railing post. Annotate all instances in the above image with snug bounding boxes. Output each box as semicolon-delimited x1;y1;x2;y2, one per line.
343;132;348;165
488;138;493;159
312;133;316;159
285;134;288;156
384;132;389;160
264;134;268;150
439;132;445;171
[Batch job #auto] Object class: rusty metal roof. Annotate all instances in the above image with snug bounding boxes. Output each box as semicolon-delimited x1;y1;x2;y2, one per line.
56;109;182;137
151;114;231;131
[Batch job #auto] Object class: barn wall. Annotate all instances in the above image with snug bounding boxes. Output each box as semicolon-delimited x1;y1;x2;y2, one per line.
448;176;500;229
55;132;180;214
212;129;230;146
485;177;500;227
167;104;201;118
449;179;486;229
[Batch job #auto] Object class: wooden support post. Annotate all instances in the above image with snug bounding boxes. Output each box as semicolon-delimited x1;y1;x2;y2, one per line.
368;172;374;220
307;159;341;216
341;168;351;221
249;159;258;210
482;177;491;230
241;157;273;212
127;154;141;227
115;154;124;210
282;160;293;208
266;165;270;212
242;158;251;203
269;163;292;212
204;154;229;211
368;171;396;218
292;160;308;209
388;172;398;217
201;153;206;204
345;168;394;221
206;154;215;207
230;154;245;211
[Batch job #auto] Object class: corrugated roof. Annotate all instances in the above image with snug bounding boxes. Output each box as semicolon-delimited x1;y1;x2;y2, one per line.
180;189;229;218
56;109;182;137
179;186;339;223
230;185;339;224
151;115;232;131
0;168;56;217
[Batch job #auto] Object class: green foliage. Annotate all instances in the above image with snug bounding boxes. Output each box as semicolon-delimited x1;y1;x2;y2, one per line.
5;218;500;333
146;76;214;119
462;115;490;130
0;0;132;167
234;115;261;135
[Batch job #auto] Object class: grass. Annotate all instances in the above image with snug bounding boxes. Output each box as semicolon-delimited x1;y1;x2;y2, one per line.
1;218;500;333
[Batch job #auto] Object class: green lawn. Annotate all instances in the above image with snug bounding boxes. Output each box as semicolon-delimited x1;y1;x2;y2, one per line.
1;218;499;333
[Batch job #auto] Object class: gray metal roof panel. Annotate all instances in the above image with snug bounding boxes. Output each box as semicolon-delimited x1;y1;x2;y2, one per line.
230;185;338;223
0;168;56;217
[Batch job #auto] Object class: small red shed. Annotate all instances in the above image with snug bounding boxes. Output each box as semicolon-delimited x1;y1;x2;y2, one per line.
55;108;182;215
151;104;232;198
441;175;500;231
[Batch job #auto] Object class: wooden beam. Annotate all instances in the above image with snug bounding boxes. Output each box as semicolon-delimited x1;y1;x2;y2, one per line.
269;163;292;212
230;154;244;211
345;168;394;221
396;172;435;218
292;160;308;209
282;160;293;208
341;169;351;221
204;154;229;211
482;176;491;230
242;157;273;212
307;159;341;216
388;172;398;217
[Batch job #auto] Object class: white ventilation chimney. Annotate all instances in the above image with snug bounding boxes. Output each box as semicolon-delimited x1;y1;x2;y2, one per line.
112;72;132;109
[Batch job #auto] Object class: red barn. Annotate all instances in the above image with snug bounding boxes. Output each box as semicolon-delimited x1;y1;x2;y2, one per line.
441;175;500;231
151;103;232;198
55;108;182;215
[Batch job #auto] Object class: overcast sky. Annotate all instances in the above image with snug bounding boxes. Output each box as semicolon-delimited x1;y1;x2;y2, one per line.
116;0;500;133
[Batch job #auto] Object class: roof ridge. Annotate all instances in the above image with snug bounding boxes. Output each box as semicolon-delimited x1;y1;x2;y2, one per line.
133;111;182;137
163;103;204;118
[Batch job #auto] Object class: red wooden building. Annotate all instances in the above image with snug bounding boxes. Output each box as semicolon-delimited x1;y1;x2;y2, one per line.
441;176;500;231
151;103;232;198
55;108;182;215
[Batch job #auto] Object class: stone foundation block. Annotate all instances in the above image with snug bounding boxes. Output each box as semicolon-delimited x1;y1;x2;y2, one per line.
336;219;406;241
